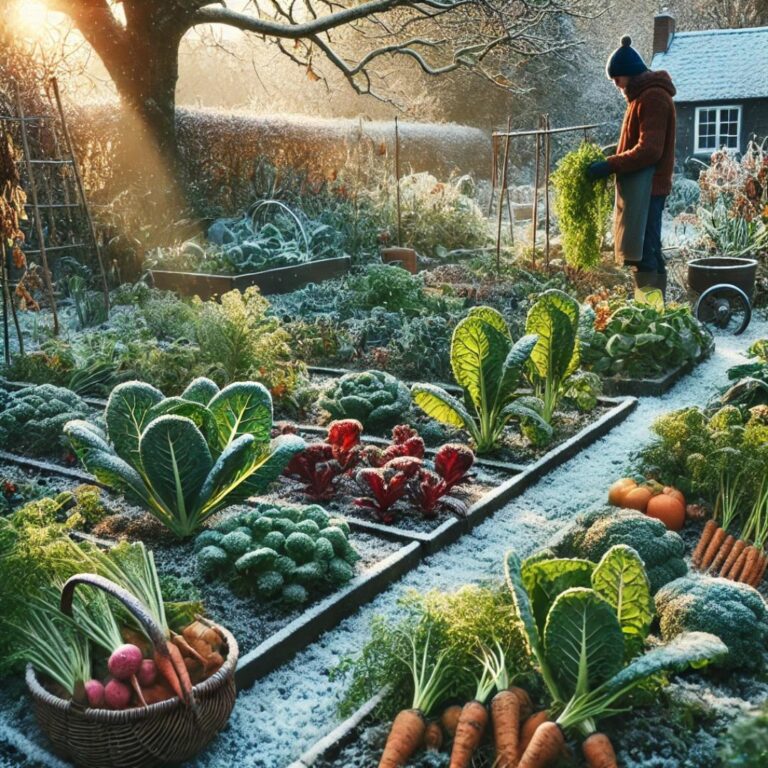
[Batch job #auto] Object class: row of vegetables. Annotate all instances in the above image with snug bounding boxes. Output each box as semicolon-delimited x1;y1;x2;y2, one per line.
329;337;768;767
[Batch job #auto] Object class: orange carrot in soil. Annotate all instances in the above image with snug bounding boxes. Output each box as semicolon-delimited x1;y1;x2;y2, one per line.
379;709;426;768
700;526;726;570
752;554;768;587
449;699;489;768
720;539;747;578
441;705;463;739
692;520;718;567
709;534;735;574
739;546;762;584
582;733;618;768
517;721;565;768
728;545;753;581
424;721;443;751
520;711;549;754
491;688;523;768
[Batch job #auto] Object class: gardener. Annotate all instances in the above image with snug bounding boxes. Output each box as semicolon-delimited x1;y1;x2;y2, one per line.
586;35;676;299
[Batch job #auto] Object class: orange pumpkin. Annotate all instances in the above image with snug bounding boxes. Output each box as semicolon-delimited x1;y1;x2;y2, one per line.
623;485;654;512
608;478;637;507
646;488;686;530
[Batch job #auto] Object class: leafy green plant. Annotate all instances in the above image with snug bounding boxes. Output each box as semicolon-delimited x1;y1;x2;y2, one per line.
193;287;302;398
411;306;549;454
505;548;727;739
581;303;712;379
195;502;359;605
319;370;411;432
64;378;305;538
721;705;768;766
344;265;450;316
525;289;582;423
552;142;613;270
336;583;530;717
0;383;92;458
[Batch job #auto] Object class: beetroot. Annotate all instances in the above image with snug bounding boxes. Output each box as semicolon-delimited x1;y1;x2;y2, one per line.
84;679;105;708
104;679;132;710
137;659;157;687
107;644;143;681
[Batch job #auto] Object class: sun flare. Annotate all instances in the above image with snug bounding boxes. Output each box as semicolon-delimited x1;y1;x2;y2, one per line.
12;0;54;39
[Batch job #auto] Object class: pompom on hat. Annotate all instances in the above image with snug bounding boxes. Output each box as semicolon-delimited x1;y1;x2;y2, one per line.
606;35;648;78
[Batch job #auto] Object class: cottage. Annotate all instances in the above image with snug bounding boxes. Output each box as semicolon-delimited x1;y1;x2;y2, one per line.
650;12;768;163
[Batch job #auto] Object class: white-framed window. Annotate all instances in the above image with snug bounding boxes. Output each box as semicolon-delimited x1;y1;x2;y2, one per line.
694;104;742;154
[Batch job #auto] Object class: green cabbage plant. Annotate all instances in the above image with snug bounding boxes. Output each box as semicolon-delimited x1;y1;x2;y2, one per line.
64;378;304;538
410;306;550;454
525;289;582;423
506;546;727;740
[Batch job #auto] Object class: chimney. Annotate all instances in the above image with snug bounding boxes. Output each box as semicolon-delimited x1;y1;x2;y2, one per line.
653;10;676;55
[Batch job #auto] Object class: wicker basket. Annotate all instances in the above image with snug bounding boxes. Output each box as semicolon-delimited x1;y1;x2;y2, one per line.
26;575;239;768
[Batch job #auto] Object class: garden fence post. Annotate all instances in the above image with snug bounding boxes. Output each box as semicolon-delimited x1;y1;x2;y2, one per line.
544;113;551;269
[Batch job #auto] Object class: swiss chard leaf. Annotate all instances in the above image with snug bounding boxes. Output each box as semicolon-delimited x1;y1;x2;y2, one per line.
411;384;473;430
591;545;654;660
543;587;625;699
208;381;273;452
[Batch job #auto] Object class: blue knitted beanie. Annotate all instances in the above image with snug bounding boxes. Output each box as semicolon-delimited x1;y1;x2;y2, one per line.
606;35;648;78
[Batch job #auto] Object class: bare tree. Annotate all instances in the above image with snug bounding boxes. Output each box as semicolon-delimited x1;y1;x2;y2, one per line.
42;0;603;167
674;0;768;30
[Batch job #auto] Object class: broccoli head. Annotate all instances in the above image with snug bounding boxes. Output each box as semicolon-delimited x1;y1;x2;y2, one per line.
197;545;230;577
551;507;687;593
655;575;768;671
220;530;252;558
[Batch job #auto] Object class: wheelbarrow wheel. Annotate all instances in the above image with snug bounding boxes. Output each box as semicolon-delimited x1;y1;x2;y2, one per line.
694;283;751;335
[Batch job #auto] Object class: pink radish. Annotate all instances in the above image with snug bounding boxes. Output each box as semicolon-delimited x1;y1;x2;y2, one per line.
137;659;157;687
84;680;105;708
107;644;143;681
104;679;132;710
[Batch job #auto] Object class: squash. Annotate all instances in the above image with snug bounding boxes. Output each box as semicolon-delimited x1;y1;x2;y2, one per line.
623;485;654;512
608;478;637;507
646;488;686;531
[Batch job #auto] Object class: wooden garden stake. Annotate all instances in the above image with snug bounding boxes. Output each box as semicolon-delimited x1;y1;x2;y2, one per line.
544;113;551;269
51;78;110;314
1;241;24;361
394;115;402;248
16;84;59;335
495;116;513;275
531;114;542;265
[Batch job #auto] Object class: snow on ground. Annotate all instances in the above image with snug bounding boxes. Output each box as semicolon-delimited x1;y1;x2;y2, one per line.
1;316;766;768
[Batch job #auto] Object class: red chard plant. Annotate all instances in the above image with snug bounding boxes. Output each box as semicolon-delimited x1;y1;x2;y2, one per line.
284;443;342;501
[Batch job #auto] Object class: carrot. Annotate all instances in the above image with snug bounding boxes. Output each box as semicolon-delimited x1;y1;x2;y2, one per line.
700;525;726;570
510;686;533;722
424;720;443;751
720;539;747;578
750;553;768;587
709;534;735;575
449;699;488;768
441;704;463;738
728;545;753;581
582;732;618;768
520;711;549;754
692;520;718;567
172;632;209;667
491;688;522;768
167;641;195;705
517;721;565;768
739;546;762;584
379;708;426;768
154;648;184;703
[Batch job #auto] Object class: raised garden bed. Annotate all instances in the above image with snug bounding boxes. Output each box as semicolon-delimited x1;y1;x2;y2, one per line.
272;397;637;554
0;457;420;691
600;339;716;397
150;256;352;300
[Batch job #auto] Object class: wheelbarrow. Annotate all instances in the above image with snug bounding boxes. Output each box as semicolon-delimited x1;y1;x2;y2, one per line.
672;256;758;335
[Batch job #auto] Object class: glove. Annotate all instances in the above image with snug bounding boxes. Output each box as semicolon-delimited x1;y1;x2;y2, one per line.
586;160;612;180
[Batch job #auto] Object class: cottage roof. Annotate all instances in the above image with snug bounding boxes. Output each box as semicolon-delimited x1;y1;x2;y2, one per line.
650;25;768;102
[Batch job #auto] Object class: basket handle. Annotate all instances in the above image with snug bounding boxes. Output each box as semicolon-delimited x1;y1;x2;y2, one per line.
60;573;169;656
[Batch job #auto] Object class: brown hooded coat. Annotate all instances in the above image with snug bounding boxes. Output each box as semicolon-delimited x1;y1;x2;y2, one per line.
606;70;677;196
